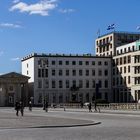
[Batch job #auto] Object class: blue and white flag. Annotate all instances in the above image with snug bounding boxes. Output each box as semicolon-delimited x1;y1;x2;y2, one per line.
107;24;115;30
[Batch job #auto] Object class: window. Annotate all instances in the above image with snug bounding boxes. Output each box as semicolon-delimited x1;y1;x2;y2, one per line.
45;69;48;77
124;66;126;73
72;70;76;76
92;69;95;76
104;70;108;76
66;61;69;65
98;80;102;88
79;80;83;88
42;69;44;77
52;61;55;65
128;66;130;73
86;80;89;88
120;57;122;65
120;67;122;74
59;80;63;88
79;70;82;76
92;61;95;65
79;61;82;65
9;85;14;91
27;63;28;68
98;70;102;76
104;61;108;65
128;55;131;63
72;61;76;65
59;61;62;65
66;80;69;88
72;80;76;87
86;70;89;76
85;61;89;65
52;69;55;76
104;80;108;88
98;61;102;65
59;70;63;76
52;80;56;88
66;70;69;76
38;69;41;77
27;70;28;75
92;80;95;88
124;56;126;64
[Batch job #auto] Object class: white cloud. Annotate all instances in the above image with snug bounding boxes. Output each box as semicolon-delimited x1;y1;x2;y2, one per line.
0;23;22;28
13;0;20;4
10;0;58;16
10;57;20;61
59;8;75;14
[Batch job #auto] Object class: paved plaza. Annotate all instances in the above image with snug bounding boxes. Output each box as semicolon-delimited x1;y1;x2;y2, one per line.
0;107;139;140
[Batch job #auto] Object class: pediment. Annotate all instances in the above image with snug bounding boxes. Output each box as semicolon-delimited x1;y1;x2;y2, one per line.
0;72;30;79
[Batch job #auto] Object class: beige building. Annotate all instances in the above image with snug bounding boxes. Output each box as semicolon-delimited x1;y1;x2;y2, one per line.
0;72;30;106
96;31;140;56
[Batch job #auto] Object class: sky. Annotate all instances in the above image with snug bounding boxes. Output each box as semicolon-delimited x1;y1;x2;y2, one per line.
0;0;140;73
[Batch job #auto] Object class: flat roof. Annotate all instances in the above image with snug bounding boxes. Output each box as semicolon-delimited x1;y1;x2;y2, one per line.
21;53;112;61
97;31;140;38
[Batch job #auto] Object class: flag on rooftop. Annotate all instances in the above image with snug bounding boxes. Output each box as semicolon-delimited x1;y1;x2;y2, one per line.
107;23;115;30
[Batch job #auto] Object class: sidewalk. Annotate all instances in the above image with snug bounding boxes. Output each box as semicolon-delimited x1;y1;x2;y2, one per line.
48;107;140;115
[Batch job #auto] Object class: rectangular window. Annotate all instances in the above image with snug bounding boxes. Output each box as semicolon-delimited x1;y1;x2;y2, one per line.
98;61;102;65
98;70;102;76
104;70;108;76
45;80;49;88
66;61;69;65
52;69;55;76
128;76;130;84
79;70;82;76
85;70;89;76
59;80;63;88
92;80;95;88
92;61;95;65
104;80;108;88
85;61;89;65
79;80;83;88
66;80;69;88
52;80;56;88
59;70;63;76
38;69;41;77
98;80;102;88
86;80;89;88
124;66;126;73
79;61;82;65
72;70;76;76
128;66;130;73
45;69;48;77
72;61;76;65
104;61;108;65
66;70;69;76
59;61;62;65
92;69;95;76
52;61;55;65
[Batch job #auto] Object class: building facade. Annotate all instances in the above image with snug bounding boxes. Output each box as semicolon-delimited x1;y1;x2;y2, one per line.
0;72;29;106
22;53;112;105
95;31;140;56
96;32;140;103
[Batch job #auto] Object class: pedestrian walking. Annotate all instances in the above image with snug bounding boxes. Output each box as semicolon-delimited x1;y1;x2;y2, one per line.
19;100;24;116
15;101;20;116
45;101;48;112
88;102;92;112
29;100;32;111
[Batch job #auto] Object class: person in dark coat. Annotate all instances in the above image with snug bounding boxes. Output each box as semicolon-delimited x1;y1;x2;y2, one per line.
19;101;24;116
29;100;32;111
15;101;20;116
88;102;92;112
